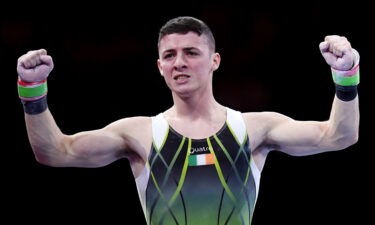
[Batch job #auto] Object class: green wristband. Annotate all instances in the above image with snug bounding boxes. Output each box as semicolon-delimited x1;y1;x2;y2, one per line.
18;81;48;98
331;67;360;86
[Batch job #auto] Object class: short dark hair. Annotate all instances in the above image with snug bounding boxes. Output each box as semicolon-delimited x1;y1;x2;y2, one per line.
158;16;216;52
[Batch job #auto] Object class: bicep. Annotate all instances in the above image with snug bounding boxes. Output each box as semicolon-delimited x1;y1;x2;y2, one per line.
60;125;127;167
265;113;331;156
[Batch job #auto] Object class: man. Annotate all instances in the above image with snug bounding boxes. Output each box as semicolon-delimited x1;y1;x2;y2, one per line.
17;16;359;225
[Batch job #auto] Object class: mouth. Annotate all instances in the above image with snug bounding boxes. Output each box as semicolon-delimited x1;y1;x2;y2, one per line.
174;74;191;80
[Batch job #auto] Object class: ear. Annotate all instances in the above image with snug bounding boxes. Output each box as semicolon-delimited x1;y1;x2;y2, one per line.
157;59;164;76
212;53;221;72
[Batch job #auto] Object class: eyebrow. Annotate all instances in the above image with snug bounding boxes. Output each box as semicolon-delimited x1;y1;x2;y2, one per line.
162;47;200;55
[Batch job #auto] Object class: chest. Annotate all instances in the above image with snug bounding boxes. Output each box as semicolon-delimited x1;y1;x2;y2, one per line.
168;120;225;140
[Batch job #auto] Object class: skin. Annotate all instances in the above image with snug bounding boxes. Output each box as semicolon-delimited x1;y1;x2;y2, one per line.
18;33;359;178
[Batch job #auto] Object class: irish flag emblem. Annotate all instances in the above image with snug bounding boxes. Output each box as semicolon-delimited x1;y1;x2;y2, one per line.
189;153;215;166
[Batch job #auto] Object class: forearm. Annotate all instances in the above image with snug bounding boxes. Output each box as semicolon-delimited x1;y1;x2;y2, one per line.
320;39;360;149
24;108;67;165
326;95;359;149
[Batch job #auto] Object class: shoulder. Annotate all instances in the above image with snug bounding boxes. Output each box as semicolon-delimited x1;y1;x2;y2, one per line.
242;111;292;126
241;111;292;149
104;116;153;159
105;116;152;135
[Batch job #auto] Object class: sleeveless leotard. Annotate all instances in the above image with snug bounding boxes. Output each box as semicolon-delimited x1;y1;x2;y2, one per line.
135;107;261;225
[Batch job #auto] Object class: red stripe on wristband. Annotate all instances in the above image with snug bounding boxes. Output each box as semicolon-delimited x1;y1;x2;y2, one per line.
331;64;359;77
17;79;47;87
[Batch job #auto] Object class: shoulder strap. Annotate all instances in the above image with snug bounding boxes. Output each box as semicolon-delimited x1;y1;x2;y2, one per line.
226;107;247;145
151;113;169;151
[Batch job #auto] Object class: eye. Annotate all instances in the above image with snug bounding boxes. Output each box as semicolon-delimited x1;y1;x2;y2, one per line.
163;53;174;59
187;51;198;56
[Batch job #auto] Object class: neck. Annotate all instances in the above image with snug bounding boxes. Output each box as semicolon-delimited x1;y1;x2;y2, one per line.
169;85;224;120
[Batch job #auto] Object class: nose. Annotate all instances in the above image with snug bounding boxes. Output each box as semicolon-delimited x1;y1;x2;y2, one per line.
173;53;187;71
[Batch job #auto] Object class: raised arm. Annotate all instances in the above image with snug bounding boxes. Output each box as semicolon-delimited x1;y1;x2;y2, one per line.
265;96;358;156
17;50;150;167
23;109;127;167
250;35;359;156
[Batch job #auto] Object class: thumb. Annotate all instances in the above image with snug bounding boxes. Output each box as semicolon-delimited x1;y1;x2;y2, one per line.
40;55;54;69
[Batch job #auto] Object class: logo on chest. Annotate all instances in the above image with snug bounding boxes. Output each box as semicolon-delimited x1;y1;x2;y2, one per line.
189;145;215;166
190;146;210;154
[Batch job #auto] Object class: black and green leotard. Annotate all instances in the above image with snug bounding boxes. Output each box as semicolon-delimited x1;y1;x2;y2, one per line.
135;107;261;225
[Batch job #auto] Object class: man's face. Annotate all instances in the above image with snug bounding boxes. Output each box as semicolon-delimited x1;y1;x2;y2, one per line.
157;32;220;97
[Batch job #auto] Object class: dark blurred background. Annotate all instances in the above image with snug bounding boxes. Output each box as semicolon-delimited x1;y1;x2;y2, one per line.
2;2;373;225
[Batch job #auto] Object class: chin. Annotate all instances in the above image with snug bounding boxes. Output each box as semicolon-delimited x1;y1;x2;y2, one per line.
173;87;196;98
175;90;193;98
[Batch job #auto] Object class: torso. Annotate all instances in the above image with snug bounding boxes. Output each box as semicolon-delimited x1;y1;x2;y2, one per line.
126;111;271;179
134;107;262;225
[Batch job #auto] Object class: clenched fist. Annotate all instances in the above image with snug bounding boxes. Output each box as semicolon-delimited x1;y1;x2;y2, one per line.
17;49;54;82
319;35;355;71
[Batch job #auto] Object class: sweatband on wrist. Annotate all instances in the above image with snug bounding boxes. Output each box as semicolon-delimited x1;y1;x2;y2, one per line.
335;84;358;102
21;95;48;115
331;48;360;101
17;78;48;101
331;64;360;86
